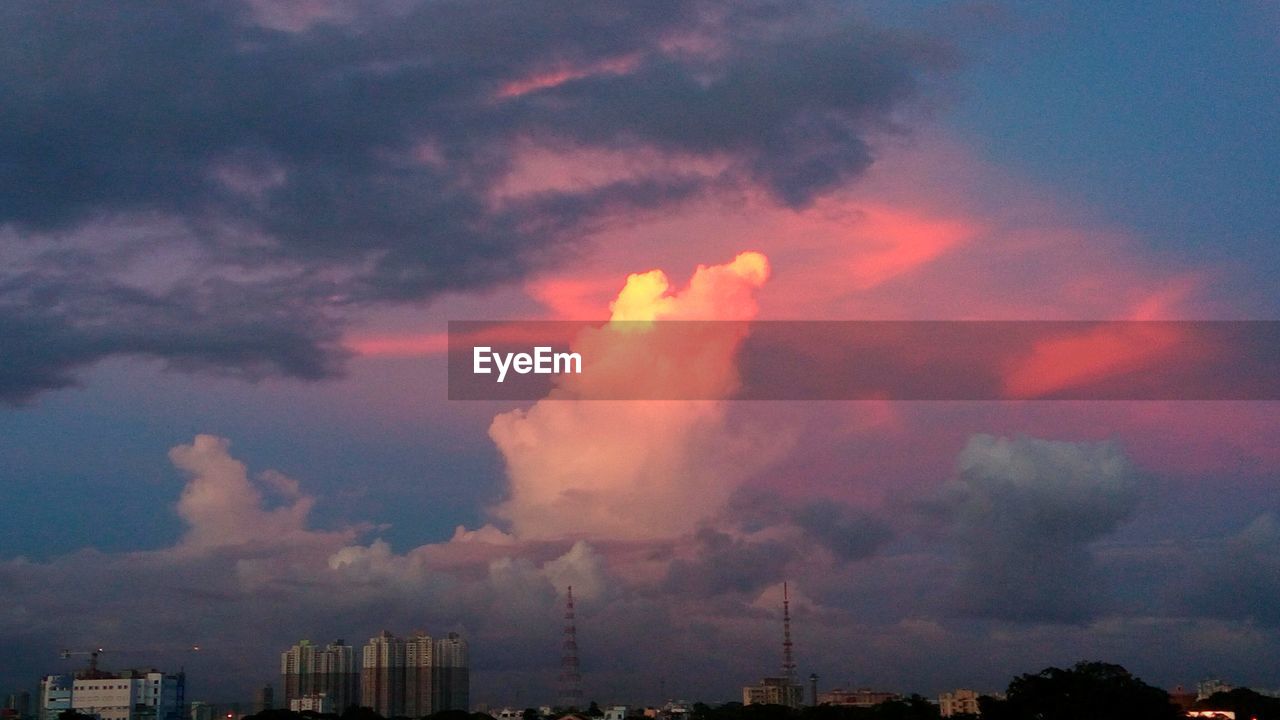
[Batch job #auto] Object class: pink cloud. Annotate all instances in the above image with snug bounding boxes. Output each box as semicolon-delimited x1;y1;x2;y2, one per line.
495;54;643;99
1001;323;1188;398
345;332;450;358
844;203;979;289
169;435;342;553
488;252;788;541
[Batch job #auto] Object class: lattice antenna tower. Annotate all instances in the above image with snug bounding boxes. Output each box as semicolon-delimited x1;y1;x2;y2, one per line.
782;582;796;684
558;585;584;709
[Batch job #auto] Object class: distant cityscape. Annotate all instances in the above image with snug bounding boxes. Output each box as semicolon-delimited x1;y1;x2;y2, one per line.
278;630;469;718
4;590;1279;720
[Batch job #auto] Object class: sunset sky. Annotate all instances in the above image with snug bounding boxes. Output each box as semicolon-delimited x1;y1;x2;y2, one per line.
2;0;1278;706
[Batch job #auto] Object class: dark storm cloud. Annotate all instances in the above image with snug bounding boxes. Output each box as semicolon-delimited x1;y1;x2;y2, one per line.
0;265;347;404
1183;513;1280;626
794;499;892;561
665;527;796;597
663;491;894;597
506;24;933;207
932;435;1140;623
0;0;947;402
724;488;894;561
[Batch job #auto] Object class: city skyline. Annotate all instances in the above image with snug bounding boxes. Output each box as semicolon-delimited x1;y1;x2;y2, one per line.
7;582;1276;711
2;0;1278;710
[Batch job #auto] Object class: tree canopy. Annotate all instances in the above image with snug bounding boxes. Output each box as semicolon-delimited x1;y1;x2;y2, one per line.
1196;688;1280;720
981;661;1182;720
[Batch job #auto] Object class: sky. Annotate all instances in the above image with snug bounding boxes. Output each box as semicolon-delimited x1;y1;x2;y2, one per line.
1;0;1278;708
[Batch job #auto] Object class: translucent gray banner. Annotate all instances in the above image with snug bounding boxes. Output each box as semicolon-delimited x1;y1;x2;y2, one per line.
448;321;1280;400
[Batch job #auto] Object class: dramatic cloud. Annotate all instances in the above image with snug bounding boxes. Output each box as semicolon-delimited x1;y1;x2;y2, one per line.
936;434;1141;623
489;252;783;540
0;0;948;403
5;2;1280;703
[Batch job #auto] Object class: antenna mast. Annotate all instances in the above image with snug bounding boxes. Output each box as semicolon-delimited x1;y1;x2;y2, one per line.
782;582;796;684
558;586;583;709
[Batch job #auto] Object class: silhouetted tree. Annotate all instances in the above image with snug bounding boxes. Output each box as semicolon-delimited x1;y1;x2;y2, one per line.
244;710;308;720
1196;688;1280;720
425;710;470;720
881;695;940;720
975;695;1013;720
694;702;794;720
340;706;385;720
1002;661;1182;720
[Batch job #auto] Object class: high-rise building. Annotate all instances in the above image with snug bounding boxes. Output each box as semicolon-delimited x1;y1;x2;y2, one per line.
362;632;406;718
272;628;473;717
432;633;469;712
189;701;213;720
316;642;360;712
280;641;315;706
251;686;273;715
280;640;358;712
404;633;433;718
39;670;184;720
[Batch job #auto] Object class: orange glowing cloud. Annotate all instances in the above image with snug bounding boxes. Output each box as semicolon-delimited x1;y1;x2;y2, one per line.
488;251;783;541
1001;323;1187;399
608;250;769;322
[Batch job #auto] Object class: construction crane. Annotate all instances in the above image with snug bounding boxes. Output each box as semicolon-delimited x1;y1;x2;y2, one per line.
58;646;202;677
58;649;108;678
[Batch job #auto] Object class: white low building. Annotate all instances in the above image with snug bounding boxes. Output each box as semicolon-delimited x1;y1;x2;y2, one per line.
40;671;184;720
